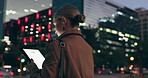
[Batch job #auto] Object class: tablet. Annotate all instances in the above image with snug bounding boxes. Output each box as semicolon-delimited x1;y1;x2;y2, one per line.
22;48;45;69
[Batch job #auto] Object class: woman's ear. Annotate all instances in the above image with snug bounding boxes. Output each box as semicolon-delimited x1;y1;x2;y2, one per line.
61;16;67;24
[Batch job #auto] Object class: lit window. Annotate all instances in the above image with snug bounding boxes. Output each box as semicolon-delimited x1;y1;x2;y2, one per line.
29;36;33;42
40;34;44;40
25;17;29;22
25;26;28;28
36;24;39;26
21;26;25;31
42;26;45;29
30;32;33;34
38;26;42;32
23;37;27;43
48;9;52;16
112;30;118;34
31;23;35;28
36;35;39;37
49;18;51;20
48;24;51;30
36;13;40;19
17;19;21;25
30;28;33;31
47;33;51;39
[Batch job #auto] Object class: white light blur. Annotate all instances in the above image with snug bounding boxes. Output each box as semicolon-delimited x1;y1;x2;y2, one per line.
30;9;38;13
17;69;21;72
24;9;29;12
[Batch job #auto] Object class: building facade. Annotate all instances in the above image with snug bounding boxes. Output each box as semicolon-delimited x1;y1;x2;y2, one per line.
136;8;148;41
0;0;6;39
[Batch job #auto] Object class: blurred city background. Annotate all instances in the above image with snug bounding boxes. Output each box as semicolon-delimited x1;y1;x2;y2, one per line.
0;0;148;78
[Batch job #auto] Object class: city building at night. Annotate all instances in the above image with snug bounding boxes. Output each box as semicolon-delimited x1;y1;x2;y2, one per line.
136;8;148;41
2;0;141;71
3;8;54;47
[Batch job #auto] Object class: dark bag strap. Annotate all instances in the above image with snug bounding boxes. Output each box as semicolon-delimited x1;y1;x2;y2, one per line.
59;39;65;78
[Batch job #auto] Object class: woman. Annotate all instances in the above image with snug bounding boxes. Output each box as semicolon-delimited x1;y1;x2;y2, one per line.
28;5;94;78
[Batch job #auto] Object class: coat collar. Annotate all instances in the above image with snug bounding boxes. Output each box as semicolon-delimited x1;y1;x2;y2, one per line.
57;29;83;40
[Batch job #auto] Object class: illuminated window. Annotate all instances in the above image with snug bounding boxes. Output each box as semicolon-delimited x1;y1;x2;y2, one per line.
106;28;111;33
48;33;51;39
112;30;118;34
31;23;35;28
29;36;33;42
38;26;42;32
17;19;21;25
48;24;51;30
25;17;29;22
48;9;52;16
21;26;25;31
23;37;27;43
36;13;40;19
40;34;44;40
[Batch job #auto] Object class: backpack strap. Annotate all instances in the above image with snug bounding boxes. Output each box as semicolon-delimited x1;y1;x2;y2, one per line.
58;33;83;78
59;39;65;78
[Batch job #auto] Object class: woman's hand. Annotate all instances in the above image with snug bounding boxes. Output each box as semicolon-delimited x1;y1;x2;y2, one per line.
27;59;38;72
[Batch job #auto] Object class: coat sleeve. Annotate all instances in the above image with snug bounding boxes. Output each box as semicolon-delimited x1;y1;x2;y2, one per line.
29;40;60;78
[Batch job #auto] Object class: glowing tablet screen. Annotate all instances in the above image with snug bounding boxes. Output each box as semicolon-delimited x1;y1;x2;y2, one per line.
23;49;45;69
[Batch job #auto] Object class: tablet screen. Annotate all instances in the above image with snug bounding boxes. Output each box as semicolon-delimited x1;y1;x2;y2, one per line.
23;48;45;69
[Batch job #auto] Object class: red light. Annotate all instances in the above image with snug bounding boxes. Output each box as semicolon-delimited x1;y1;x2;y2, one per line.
29;36;33;42
0;55;3;58
40;35;44;40
36;13;40;19
25;17;29;22
0;72;3;76
17;57;21;60
120;71;124;74
23;37;27;43
48;24;51;30
48;33;51;39
48;9;52;16
10;72;14;76
31;23;35;28
17;19;21;25
38;26;42;32
21;26;25;31
98;70;102;74
6;30;9;34
4;24;7;28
